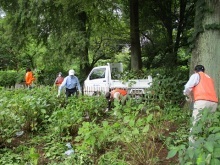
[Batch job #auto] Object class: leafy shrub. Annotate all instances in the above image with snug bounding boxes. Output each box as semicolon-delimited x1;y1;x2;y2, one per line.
0;84;184;164
0;90;25;145
145;67;188;108
167;108;220;165
0;70;17;87
36;67;66;85
48;95;106;140
15;69;26;84
0;86;59;146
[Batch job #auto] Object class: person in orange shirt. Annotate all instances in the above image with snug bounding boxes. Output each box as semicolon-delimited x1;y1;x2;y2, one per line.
25;68;35;89
105;88;128;112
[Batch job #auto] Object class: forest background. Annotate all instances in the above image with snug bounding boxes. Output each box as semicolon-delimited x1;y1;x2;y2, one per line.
0;0;219;94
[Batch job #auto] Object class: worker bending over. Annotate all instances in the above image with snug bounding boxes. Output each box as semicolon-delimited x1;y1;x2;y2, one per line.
105;88;128;112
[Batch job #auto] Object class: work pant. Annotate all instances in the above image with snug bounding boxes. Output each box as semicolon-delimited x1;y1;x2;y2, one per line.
189;100;218;144
192;100;218;125
66;87;77;98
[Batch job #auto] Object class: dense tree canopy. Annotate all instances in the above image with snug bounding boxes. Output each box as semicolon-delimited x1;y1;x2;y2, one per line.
0;0;196;74
1;0;219;95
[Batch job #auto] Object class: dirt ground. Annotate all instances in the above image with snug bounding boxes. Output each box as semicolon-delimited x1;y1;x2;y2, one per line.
2;120;179;165
157;121;179;165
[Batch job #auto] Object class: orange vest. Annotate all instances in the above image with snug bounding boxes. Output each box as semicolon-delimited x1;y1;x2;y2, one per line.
193;72;218;102
25;71;35;85
111;89;127;96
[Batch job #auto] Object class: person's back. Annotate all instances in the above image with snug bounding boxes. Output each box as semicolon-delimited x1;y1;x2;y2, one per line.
25;68;35;88
105;88;128;111
192;72;218;102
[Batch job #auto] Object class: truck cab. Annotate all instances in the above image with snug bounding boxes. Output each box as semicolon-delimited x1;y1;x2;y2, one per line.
83;63;123;96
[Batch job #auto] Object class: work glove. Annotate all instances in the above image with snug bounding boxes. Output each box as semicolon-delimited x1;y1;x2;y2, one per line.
185;96;193;102
57;91;61;98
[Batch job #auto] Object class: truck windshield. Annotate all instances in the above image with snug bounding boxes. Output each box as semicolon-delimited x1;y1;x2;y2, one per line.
111;68;122;79
89;68;106;80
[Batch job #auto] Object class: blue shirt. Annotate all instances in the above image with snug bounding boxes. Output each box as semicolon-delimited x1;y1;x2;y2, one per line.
58;75;81;93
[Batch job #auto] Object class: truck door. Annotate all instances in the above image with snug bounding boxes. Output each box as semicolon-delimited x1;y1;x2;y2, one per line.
83;67;110;96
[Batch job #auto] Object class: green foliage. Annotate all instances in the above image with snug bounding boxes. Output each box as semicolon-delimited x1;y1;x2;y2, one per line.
0;70;17;87
36;67;66;85
146;67;188;107
1;0;195;74
0;87;58;146
0;148;23;164
97;149;127;165
0;80;189;164
0;91;24;144
48;95;106;140
0;70;26;88
167;108;220;165
26;147;39;165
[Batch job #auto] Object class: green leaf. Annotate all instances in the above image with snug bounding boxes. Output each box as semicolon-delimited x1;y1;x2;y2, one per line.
205;154;211;165
187;147;195;159
41;109;46;114
213;147;220;158
204;141;214;153
123;116;130;123
166;149;178;159
209;127;220;133
214;133;220;140
143;125;149;133
137;104;144;110
6;138;12;143
146;114;153;123
129;119;135;127
102;121;108;127
196;152;205;165
132;128;139;135
210;158;220;165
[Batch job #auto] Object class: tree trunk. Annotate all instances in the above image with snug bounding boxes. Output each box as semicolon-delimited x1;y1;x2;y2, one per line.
78;11;91;79
191;0;220;98
130;0;142;71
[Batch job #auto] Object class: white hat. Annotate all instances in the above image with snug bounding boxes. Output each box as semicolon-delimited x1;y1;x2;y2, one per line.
69;69;75;76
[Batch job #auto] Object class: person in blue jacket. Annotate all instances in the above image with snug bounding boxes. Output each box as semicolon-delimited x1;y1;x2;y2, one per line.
57;69;81;98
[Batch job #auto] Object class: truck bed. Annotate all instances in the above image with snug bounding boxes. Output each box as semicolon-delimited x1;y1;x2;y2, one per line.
110;76;152;95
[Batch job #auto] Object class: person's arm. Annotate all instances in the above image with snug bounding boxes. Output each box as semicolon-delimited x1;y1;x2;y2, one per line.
183;73;200;96
31;72;35;82
54;77;59;86
76;77;81;93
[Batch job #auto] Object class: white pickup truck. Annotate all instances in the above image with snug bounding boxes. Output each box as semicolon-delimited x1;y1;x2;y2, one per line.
83;63;152;96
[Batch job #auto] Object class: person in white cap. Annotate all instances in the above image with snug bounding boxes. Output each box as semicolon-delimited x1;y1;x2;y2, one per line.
57;69;81;98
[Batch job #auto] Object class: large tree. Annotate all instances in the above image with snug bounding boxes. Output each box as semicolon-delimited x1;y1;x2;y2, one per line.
191;0;220;97
129;0;142;71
